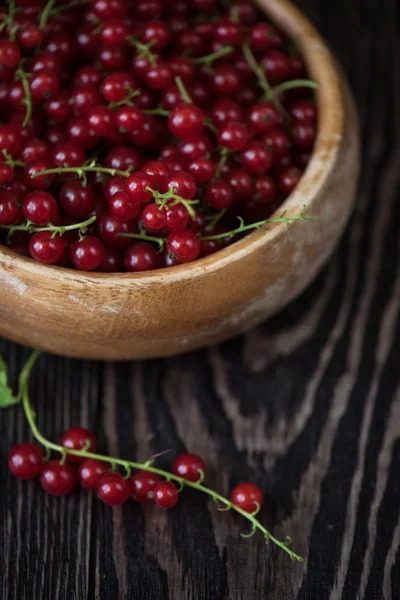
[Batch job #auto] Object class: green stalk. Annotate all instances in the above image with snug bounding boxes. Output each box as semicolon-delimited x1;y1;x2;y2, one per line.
17;350;303;562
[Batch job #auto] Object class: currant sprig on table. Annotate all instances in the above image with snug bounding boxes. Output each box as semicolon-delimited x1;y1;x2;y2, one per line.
2;350;303;562
0;0;318;273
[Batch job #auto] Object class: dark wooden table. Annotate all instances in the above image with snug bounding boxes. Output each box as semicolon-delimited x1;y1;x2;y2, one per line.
1;0;400;598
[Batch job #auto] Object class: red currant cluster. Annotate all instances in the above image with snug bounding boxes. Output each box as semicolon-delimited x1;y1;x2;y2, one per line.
9;430;263;512
0;0;316;272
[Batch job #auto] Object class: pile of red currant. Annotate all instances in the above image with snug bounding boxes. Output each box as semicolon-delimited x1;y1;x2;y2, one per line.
0;0;316;272
8;427;263;512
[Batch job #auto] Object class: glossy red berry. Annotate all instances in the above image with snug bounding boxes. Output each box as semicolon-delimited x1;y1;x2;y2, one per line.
240;141;273;174
87;105;116;137
59;181;95;217
142;20;171;49
52;141;85;168
165;203;189;232
97;472;130;506
24;160;55;190
154;481;179;508
212;65;242;96
8;443;44;480
290;122;316;149
187;157;215;183
99;213;135;248
166;230;201;263
162;172;197;199
126;173;154;203
58;427;97;463
0;191;21;225
39;461;77;496
29;70;60;102
230;482;264;513
289;99;317;124
124;242;159;272
172;453;205;482
218;122;249;152
109;191;140;221
211;99;243;129
250;23;283;52
29;231;66;265
0;40;21;68
168;104;204;140
71;236;106;271
205;181;234;210
0;124;23;156
142;203;167;231
279;167;303;194
101;71;136;103
260;50;290;84
22;191;58;226
100;18;129;47
130;470;162;503
0;162;14;185
78;459;110;491
247;102;282;135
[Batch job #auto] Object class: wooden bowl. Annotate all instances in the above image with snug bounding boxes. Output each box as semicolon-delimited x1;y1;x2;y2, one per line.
0;0;360;360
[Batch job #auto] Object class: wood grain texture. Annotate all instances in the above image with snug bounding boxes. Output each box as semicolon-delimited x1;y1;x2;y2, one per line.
0;0;399;598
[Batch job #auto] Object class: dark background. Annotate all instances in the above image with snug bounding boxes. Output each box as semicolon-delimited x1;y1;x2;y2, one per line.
1;0;400;598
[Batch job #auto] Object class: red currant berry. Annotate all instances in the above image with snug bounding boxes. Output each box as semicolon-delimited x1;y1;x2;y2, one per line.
165;203;189;232
22;191;58;226
0;40;21;68
227;169;255;201
218;122;249;152
141;161;170;186
21;140;52;164
24;159;55;190
8;443;43;480
172;453;205;482
211;99;244;129
168;104;204;140
230;482;264;513
100;18;129;47
166;230;201;263
178;135;212;163
58;427;97;463
39;461;77;496
289;99;317;124
71;84;103;117
205;180;234;210
0;162;13;185
124;242;159;272
126;173;154;203
0;124;23;156
74;66;103;88
212;65;243;96
87;105;116;137
99;213;135;249
154;481;179;508
67;117;100;149
167;56;194;84
17;23;44;49
29;231;66;264
142;20;171;50
71;236;106;271
279;166;303;195
161;172;197;199
130;470;162;503
187;157;215;183
290;122;316;149
263;128;290;159
104;147;142;173
260;50;290;84
97;472;130;506
78;459;110;491
142;203;167;231
240;141;273;174
92;0;128;20
144;62;173;90
52;141;85;168
101;71;136;103
29;70;60;101
247;102;282;135
250;23;283;52
59;181;96;217
99;248;123;272
0;190;21;225
109;191;140;221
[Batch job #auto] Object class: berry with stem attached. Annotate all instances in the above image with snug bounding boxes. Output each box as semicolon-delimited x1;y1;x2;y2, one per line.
154;481;179;508
58;427;97;462
230;482;264;514
39;460;77;496
172;453;206;483
97;472;131;506
8;443;44;480
130;470;162;503
78;459;110;491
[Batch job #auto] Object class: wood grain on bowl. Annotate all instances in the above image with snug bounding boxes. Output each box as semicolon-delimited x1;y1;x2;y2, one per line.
0;0;360;360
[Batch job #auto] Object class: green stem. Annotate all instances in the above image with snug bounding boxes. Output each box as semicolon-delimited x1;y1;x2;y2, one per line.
30;165;132;181
193;46;234;65
108;88;141;110
205;209;227;232
200;208;311;241
6;0;17;41
215;148;230;179
0;216;96;237
49;0;90;14
15;67;33;128
175;76;192;104
271;80;319;96
39;0;56;30
128;37;157;66
143;108;169;117
241;42;286;116
205;118;218;135
18;350;303;563
118;232;165;249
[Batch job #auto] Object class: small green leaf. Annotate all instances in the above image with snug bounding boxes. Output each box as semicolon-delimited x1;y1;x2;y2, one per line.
0;356;20;408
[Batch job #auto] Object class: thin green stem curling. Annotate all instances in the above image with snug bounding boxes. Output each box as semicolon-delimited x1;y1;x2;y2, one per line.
0;216;96;239
15;350;303;562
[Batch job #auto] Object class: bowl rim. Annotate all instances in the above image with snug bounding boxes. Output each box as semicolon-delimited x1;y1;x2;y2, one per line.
0;0;344;286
